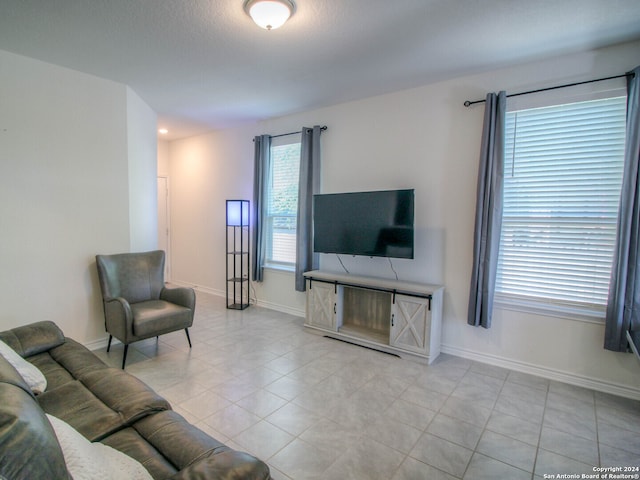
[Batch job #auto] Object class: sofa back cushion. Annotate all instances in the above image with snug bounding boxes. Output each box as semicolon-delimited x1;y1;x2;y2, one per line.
96;251;165;304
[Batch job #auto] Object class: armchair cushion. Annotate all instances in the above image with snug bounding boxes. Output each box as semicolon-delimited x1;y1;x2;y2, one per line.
132;300;192;338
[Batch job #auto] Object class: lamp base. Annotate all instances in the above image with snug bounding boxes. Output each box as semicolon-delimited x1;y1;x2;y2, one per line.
227;303;250;310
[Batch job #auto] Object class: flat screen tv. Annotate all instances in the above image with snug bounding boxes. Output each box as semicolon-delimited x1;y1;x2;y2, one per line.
313;189;414;259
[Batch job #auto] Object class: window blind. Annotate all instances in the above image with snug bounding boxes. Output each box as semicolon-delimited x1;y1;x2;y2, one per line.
266;143;301;265
496;96;627;309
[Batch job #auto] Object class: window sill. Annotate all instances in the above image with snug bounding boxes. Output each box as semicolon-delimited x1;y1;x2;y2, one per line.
263;263;295;274
494;294;605;325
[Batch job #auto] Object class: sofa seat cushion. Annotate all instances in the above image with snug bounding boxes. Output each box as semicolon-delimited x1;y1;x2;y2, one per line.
49;337;112;378
78;368;171;424
132;300;192;337
28;351;76;391
37;380;125;442
37;368;171;442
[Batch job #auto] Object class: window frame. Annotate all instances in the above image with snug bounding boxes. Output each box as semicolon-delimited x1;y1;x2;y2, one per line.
494;88;628;323
263;137;301;271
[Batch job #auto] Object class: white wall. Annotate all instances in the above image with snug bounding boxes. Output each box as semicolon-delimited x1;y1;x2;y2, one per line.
166;40;640;397
169;126;256;291
158;139;170;177
0;50;157;344
126;87;159;252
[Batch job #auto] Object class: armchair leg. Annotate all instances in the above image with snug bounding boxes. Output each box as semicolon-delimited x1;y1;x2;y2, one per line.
122;344;129;370
107;335;113;352
185;328;192;348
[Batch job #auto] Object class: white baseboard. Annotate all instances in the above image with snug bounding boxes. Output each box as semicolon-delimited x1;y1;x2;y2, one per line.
193;284;225;298
168;280;223;297
441;343;640;401
84;336;117;352
171;281;306;318
254;299;304;318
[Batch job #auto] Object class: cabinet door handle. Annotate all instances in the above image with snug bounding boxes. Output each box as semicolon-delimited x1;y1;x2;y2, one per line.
391;314;395;327
334;303;336;314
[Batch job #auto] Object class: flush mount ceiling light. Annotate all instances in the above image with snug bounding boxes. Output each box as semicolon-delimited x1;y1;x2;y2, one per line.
244;0;295;30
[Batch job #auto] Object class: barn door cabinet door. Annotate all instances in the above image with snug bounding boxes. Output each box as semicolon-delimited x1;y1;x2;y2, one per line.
306;281;341;331
390;295;430;355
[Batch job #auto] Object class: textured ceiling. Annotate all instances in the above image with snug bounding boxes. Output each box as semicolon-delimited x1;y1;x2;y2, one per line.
1;0;640;140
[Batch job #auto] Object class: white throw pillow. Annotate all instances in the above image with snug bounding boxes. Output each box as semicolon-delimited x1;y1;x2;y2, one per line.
0;338;47;394
46;414;153;480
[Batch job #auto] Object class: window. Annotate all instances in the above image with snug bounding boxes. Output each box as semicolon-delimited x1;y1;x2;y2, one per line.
265;141;301;268
496;96;627;315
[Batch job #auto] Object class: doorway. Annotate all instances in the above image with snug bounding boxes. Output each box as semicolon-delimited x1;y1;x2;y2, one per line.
157;176;170;280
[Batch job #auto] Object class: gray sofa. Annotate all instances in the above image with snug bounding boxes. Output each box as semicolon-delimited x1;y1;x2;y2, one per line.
0;321;271;480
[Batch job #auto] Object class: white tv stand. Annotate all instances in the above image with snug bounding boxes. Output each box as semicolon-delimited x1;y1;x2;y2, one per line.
303;270;444;364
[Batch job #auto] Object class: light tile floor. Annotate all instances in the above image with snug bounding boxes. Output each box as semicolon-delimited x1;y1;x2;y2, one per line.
93;291;640;479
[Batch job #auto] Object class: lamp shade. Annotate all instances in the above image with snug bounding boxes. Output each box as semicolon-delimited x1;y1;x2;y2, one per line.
244;0;294;30
226;200;250;227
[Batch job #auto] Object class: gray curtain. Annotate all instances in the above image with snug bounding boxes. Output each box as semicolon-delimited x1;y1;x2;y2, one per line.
252;134;271;283
605;66;640;351
468;91;506;328
295;126;322;292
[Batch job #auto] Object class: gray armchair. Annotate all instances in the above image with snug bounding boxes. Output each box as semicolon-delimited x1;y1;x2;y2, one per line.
95;250;195;369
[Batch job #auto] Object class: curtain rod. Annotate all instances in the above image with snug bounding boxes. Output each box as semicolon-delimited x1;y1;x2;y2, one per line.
270;125;327;138
463;72;634;107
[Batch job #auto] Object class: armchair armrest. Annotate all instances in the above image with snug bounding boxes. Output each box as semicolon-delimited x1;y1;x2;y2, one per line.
103;297;134;343
160;286;196;310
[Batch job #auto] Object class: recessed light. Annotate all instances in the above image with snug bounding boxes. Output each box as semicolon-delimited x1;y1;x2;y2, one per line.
158;128;169;135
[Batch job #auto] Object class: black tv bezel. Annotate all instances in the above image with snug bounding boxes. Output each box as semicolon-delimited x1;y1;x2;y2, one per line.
312;188;415;259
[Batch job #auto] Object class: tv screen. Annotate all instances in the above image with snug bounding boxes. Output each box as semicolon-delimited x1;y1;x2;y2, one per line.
313;189;414;259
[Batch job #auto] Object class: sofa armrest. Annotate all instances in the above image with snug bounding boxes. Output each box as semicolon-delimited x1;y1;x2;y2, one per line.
0;382;71;480
160;286;196;310
134;411;270;479
167;451;272;480
0;354;35;399
0;321;65;358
